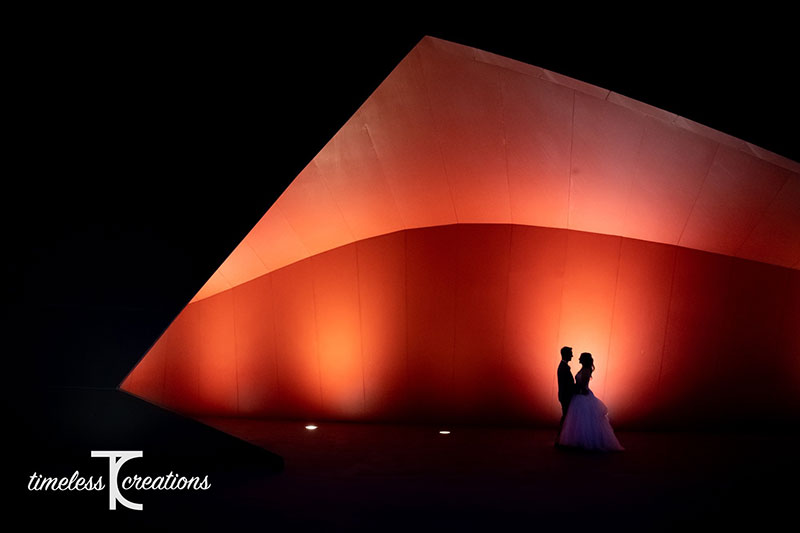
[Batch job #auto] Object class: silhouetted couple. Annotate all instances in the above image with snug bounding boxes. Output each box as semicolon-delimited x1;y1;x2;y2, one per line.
555;346;623;452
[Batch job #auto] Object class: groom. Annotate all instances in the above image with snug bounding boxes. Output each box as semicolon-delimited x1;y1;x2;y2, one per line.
556;346;575;443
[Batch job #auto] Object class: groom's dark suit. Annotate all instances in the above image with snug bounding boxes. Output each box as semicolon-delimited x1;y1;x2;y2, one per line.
557;360;575;427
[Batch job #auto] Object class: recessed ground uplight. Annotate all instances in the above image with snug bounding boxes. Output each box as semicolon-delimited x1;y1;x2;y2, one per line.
305;425;318;430
439;430;451;435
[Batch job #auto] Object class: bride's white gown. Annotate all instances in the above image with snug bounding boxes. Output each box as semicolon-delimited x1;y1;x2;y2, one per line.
558;369;624;452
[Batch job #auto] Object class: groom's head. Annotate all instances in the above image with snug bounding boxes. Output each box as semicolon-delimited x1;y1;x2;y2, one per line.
560;346;573;362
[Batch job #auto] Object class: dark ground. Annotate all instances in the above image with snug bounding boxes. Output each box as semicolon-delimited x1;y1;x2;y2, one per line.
198;417;798;531
9;388;798;531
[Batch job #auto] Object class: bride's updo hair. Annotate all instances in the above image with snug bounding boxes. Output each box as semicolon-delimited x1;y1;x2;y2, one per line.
579;352;595;377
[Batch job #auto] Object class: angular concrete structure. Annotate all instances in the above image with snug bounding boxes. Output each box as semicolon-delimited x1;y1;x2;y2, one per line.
121;37;800;428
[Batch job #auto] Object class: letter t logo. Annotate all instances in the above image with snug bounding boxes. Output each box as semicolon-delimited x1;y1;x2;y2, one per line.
91;451;143;511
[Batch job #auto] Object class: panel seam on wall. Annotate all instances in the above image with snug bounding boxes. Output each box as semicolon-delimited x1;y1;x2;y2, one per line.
404;231;410;402
655;247;680;400
498;68;513;221
355;242;368;416
452;228;459;390
363;122;409;230
311;259;324;412
603;237;624;398
733;172;792;258
244;239;269;271
269;273;281;415
499;225;514;370
314;160;359;243
416;45;460;223
232;289;240;416
566;90;576;229
622;119;650;232
276;202;313;258
552;229;570;412
677;143;720;246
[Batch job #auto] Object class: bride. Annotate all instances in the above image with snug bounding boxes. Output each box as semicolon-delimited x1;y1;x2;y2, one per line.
557;352;624;452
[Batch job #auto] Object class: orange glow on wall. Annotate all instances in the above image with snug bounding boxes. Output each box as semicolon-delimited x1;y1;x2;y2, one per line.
121;36;800;428
122;224;800;427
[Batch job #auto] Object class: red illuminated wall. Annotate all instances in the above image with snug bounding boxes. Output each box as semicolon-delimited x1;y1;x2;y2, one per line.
122;224;800;427
121;36;800;428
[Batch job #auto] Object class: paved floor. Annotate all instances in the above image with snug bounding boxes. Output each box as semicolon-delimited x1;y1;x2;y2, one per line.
197;418;799;531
